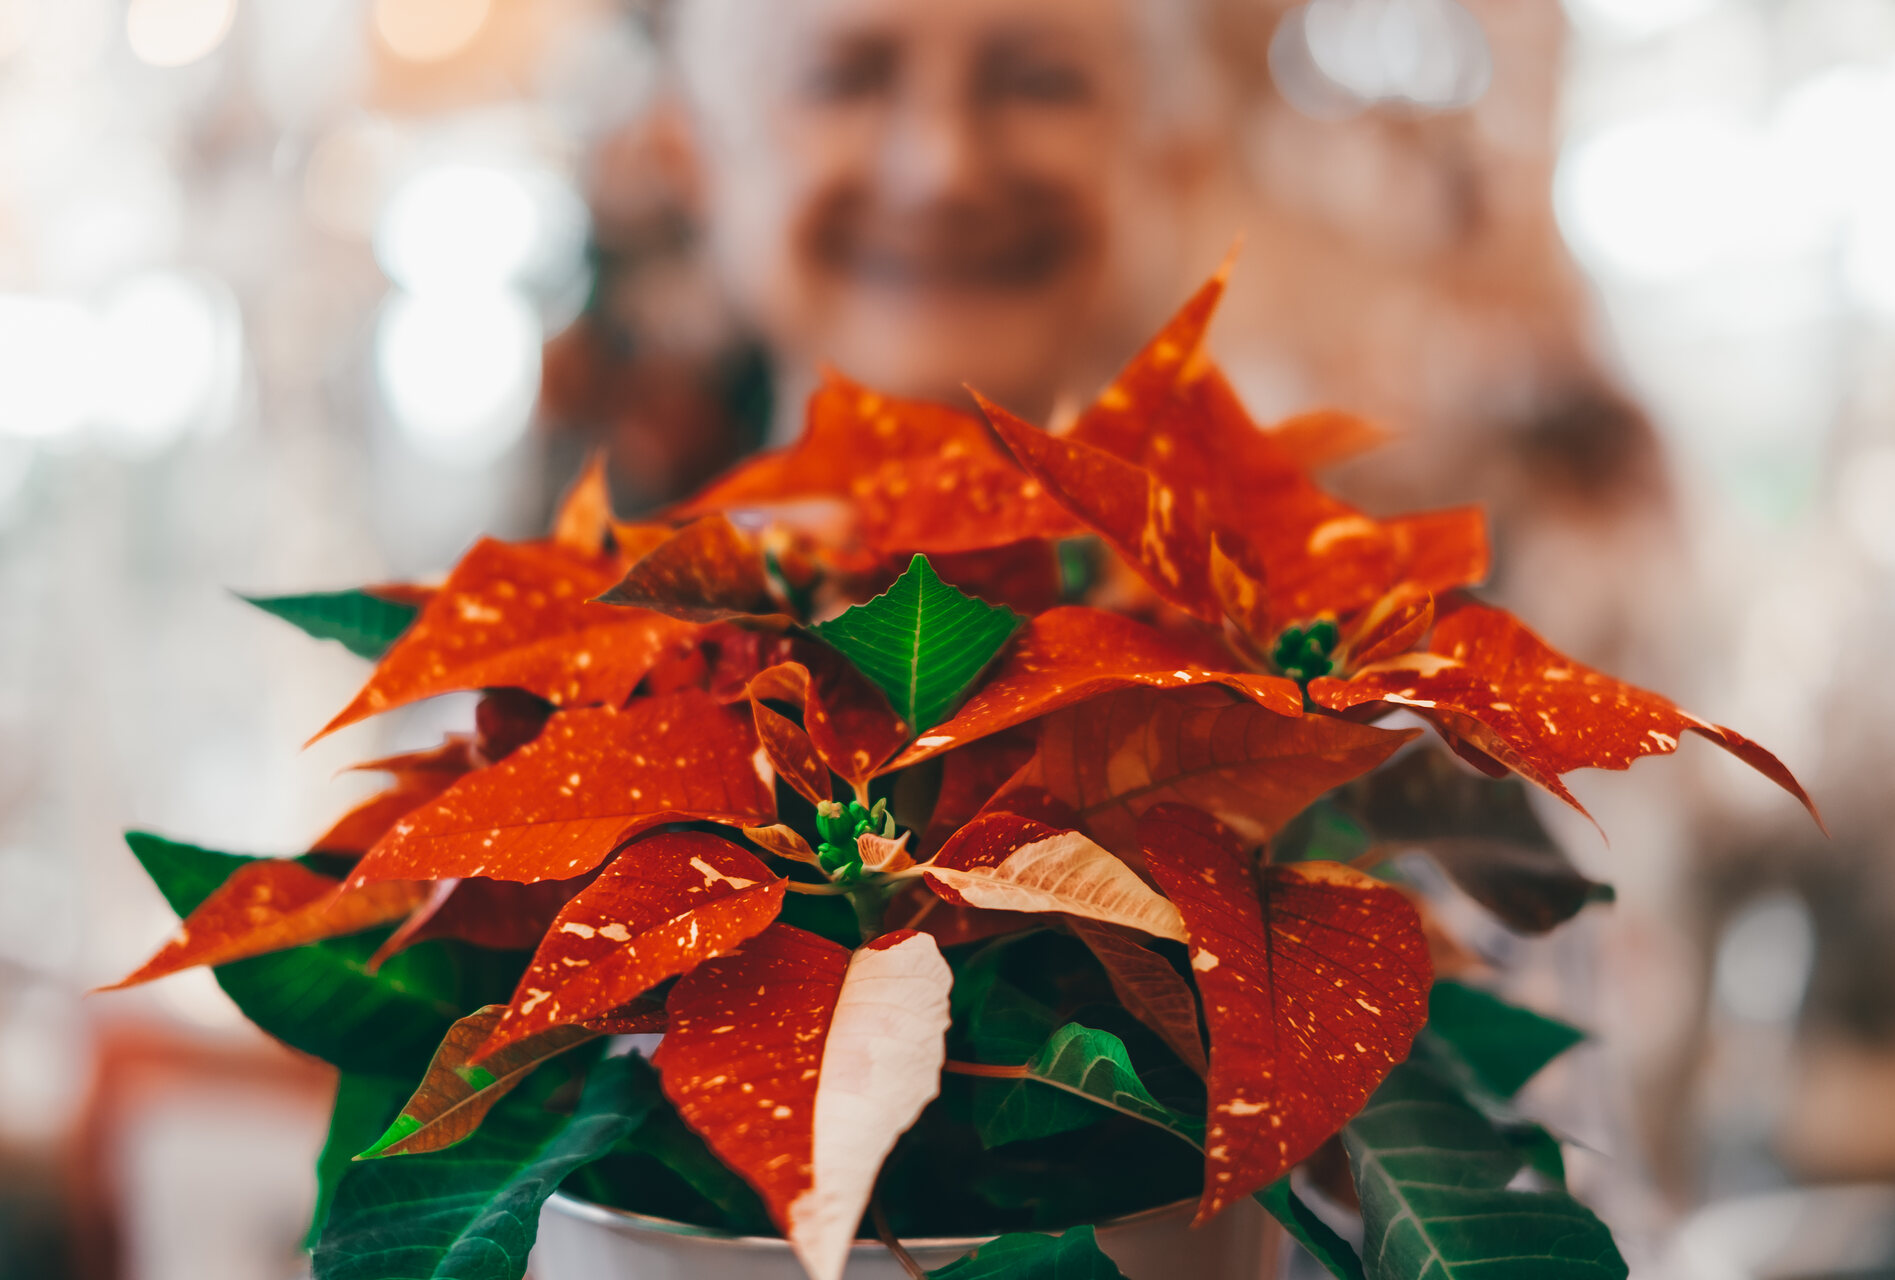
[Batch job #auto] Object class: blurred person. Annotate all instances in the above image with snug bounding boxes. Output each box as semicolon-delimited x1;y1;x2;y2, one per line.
542;0;1230;504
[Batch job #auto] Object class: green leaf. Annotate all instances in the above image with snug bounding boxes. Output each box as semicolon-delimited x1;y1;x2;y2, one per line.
1254;1181;1365;1280
244;589;418;660
977;1023;1202;1150
309;1074;413;1248
811;554;1022;733
621;1104;773;1234
1426;981;1585;1099
929;1225;1127;1279
124;832;498;1077
1344;1064;1626;1280
314;1052;662;1280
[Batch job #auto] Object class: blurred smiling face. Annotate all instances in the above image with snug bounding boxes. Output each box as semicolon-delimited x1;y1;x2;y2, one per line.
675;0;1165;418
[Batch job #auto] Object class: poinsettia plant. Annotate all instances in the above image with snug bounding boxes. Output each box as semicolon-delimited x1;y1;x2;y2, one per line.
107;267;1818;1280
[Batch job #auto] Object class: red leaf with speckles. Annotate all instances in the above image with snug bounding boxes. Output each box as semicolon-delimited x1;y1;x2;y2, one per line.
1309;599;1820;824
887;607;1302;771
310;739;483;856
654;925;952;1280
599;514;790;624
673;373;1079;557
1005;685;1417;856
474;831;785;1060
315;539;698;740
105;860;428;989
1139;804;1431;1221
748;659;906;792
980;393;1221;621
367;874;595;967
346;688;776;886
983;268;1489;637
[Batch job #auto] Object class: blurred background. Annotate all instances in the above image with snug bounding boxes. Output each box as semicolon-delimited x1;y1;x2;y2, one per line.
1;0;1892;1276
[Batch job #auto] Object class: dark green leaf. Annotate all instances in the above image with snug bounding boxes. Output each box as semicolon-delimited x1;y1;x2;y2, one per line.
1339;748;1611;933
929;1225;1127;1279
124;832;498;1077
811;554;1022;733
621;1104;773;1234
1254;1181;1365;1280
977;1023;1201;1150
314;1052;661;1280
1344;1065;1626;1280
244;589;418;661
1426;981;1585;1099
1500;1121;1567;1188
309;1074;413;1248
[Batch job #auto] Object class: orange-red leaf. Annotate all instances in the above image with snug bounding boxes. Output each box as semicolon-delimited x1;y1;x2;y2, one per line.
1308;600;1820;824
347;689;775;885
311;738;483;856
1006;686;1417;855
887;607;1302;771
1139;805;1431;1220
917;729;1037;856
751;700;832;805
316;539;697;739
599;515;787;623
368;874;594;966
748;659;906;791
654;925;952;1280
476;831;786;1059
552;452;615;559
106;860;427;989
1335;583;1434;672
980;393;1220;621
675;373;1079;555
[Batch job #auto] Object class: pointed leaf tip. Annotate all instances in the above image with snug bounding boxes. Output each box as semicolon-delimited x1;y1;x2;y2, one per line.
811;554;1022;735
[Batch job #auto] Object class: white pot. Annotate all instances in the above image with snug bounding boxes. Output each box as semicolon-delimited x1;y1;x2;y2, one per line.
534;1191;1279;1280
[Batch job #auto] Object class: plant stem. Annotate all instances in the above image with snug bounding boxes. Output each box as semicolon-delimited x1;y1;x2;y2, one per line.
870;1190;927;1280
783;880;854;896
941;1060;1030;1079
849;883;885;943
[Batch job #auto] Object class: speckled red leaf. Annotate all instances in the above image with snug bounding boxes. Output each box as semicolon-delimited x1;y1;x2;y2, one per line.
316;539;699;740
654;925;952;1280
1309;600;1820;824
1335;583;1434;672
105;860;428;989
925;542;1064;616
980;393;1220;621
368;873;594;967
887;608;1301;771
749;659;906;791
551;452;615;559
1067;917;1207;1077
1003;685;1416;855
475;831;785;1059
598;515;788;624
751;700;832;805
347;689;775;886
917;730;1037;856
676;374;1079;556
1054;270;1488;633
311;739;483;856
1139;804;1431;1220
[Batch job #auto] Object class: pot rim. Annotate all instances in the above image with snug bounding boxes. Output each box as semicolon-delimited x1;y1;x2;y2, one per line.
543;1189;1200;1254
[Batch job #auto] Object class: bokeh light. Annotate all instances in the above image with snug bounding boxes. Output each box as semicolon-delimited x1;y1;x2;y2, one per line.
373;0;492;64
374;162;589;296
0;296;96;440
124;0;236;68
375;289;541;464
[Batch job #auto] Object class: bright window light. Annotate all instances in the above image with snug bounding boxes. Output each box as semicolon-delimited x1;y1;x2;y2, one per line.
375;289;540;465
124;0;235;68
